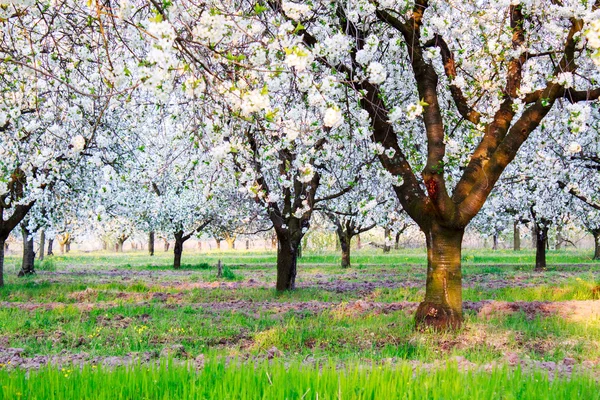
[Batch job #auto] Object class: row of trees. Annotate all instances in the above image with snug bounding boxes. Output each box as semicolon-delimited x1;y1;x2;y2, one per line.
0;0;599;330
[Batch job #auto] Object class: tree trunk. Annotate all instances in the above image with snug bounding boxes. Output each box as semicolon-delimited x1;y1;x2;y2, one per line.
245;240;250;250
513;221;520;251
394;231;401;250
47;239;53;256
415;224;464;331
39;230;45;261
216;239;221;250
339;232;351;268
225;238;235;250
271;233;277;250
383;227;391;253
535;223;548;271
174;231;184;269
492;234;498;251
531;224;537;249
0;239;5;287
60;243;65;254
149;231;155;256
593;231;600;261
275;231;301;291
18;225;35;277
556;226;563;250
102;240;107;250
65;242;71;253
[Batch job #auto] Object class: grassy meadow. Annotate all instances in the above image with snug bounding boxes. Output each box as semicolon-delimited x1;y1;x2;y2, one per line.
0;248;599;398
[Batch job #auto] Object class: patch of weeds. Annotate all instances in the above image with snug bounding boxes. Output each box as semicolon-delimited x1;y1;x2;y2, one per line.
221;266;236;280
38;258;56;271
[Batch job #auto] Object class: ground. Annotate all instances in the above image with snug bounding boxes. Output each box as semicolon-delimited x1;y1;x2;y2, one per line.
0;249;599;398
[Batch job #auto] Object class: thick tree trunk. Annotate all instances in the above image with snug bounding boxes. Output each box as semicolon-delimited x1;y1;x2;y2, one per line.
415;224;464;331
225;238;235;250
275;232;301;291
383;227;391;253
535;224;548;271
0;239;5;287
18;225;35;277
174;231;184;269
513;222;520;251
339;232;351;268
148;231;155;256
492;234;498;251
65;242;71;253
394;231;401;250
39;230;45;261
593;231;600;261
47;239;53;256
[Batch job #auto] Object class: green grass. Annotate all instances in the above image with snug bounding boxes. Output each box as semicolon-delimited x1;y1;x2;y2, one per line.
0;360;598;400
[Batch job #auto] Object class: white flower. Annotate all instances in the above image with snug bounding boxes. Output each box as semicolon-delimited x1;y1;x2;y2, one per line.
281;1;311;20
323;107;342;127
367;62;387;84
355;49;373;66
567;142;582;153
70;135;86;152
553;72;574;89
297;164;315;183
406;102;424;120
388;107;403;123
284;46;312;71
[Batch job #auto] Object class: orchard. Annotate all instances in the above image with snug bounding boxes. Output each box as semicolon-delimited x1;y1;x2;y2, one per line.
1;0;600;398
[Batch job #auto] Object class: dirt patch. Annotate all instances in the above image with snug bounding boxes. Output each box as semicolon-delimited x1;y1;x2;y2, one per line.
465;300;600;321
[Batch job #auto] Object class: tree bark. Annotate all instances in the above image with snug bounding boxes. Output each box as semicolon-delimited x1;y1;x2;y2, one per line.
513;221;521;251
163;238;170;252
383;227;391;253
39;230;45;261
245;240;250;250
535;223;548;271
0;239;5;287
394;231;401;250
275;231;301;291
556;225;563;250
492;234;498;251
415;224;464;331
174;231;184;269
339;232;351;268
148;231;155;256
593;231;600;261
216;239;221;250
18;225;35;277
47;239;53;256
60;243;65;254
65;242;71;253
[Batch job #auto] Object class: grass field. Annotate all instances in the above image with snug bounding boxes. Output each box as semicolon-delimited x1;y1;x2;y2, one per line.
0;248;599;398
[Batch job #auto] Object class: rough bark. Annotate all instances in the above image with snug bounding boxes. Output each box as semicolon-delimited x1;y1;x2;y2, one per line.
394;231;401;250
65;242;71;253
339;232;351;268
39;230;45;261
513;221;521;251
18;224;35;277
0;239;5;287
47;239;53;256
593;231;600;261
492;234;498;250
415;224;464;331
174;231;184;269
535;223;548;271
275;230;301;291
148;231;155;256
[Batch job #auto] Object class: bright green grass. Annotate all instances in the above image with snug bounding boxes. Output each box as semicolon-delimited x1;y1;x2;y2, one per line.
0;360;597;400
